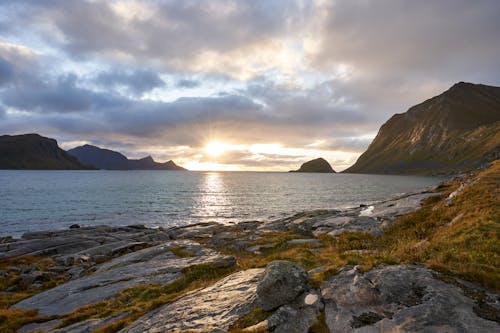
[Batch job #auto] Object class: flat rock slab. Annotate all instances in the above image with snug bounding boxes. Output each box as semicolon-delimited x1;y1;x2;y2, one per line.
321;265;499;332
121;268;266;333
366;192;438;220
13;240;234;316
0;225;172;260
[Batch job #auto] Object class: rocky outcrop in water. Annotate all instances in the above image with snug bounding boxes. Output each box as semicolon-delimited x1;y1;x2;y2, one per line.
291;157;336;173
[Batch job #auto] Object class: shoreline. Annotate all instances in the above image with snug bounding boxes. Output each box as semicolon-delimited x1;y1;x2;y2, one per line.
1;184;440;242
1;165;498;333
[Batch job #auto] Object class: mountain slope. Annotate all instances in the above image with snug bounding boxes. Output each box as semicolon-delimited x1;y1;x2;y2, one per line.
291;158;336;173
0;134;91;170
68;144;187;170
346;82;500;175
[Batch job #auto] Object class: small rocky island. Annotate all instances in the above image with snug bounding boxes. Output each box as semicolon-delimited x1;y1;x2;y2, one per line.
291;158;336;173
1;161;498;333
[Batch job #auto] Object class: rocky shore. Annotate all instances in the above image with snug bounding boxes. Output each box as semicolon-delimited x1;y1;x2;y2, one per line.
1;187;499;333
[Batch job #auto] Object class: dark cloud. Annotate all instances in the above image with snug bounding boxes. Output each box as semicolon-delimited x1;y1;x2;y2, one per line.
94;69;165;96
2;73;126;113
0;58;14;86
176;79;201;88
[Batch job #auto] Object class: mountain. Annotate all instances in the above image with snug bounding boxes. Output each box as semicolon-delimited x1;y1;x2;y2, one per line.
0;134;91;169
345;82;500;175
291;158;336;173
68;144;187;170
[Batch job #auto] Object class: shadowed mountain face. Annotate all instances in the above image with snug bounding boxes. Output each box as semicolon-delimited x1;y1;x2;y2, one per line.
68;144;187;170
291;158;336;173
346;82;500;175
0;134;91;170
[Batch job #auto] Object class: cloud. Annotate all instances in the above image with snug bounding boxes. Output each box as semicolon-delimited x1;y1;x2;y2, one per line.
94;68;165;96
1;1;500;170
176;79;201;88
0;58;14;86
2;73;126;113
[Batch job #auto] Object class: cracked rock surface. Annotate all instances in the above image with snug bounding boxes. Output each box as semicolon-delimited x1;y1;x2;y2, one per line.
321;265;499;333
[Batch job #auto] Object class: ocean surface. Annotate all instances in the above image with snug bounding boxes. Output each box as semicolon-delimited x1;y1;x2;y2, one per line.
0;170;445;237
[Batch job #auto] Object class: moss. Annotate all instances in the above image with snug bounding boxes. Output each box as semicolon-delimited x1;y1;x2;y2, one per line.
309;311;330;333
169;246;197;258
229;306;271;331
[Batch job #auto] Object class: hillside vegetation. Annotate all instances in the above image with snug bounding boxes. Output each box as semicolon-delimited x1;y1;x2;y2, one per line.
346;82;500;175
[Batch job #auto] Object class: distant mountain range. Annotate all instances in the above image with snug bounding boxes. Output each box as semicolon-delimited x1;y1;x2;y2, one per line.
0;134;186;170
346;82;500;175
291;158;336;173
67;144;187;170
0;134;91;170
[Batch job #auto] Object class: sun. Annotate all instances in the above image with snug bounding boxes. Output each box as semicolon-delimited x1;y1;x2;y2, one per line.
204;141;227;157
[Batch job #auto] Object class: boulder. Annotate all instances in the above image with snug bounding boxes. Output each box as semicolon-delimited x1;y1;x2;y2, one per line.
256;260;310;311
266;290;324;333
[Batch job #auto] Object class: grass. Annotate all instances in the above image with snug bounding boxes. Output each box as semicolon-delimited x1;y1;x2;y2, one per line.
383;160;499;290
0;256;67;333
169;246;197;258
228;306;271;332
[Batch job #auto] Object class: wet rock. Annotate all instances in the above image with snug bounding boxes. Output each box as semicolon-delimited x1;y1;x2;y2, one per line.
321;265;499;332
0;225;171;259
257;260;310;311
69;224;80;229
122;268;266;333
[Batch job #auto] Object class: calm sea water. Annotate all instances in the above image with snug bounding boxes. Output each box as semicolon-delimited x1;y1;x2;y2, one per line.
0;170;444;237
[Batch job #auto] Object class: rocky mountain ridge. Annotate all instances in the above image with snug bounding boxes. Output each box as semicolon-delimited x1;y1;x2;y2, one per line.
346;82;500;175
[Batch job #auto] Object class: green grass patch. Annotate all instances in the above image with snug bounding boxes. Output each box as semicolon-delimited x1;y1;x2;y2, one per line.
229;306;271;332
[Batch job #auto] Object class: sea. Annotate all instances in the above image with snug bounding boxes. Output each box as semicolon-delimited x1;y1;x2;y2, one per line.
0;170;445;237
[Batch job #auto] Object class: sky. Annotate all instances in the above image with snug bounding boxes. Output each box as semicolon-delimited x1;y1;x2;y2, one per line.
0;0;499;171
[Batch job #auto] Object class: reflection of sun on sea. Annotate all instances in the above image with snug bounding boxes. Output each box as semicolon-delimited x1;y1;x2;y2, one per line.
193;171;229;221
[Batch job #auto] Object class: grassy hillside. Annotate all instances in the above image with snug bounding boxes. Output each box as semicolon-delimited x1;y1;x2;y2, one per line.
346;82;500;175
